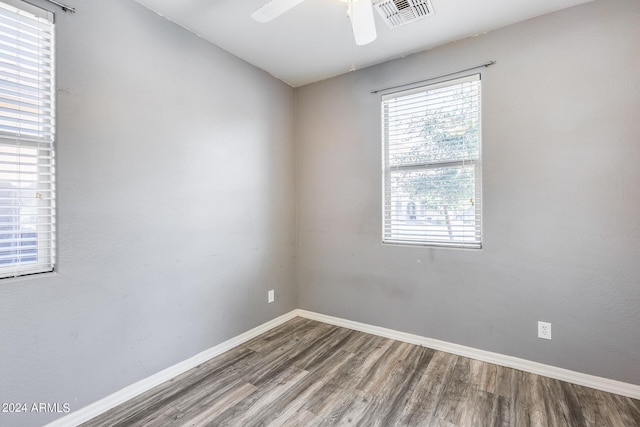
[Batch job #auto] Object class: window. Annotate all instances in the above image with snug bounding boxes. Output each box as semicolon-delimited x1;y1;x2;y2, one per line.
0;0;55;278
382;74;482;248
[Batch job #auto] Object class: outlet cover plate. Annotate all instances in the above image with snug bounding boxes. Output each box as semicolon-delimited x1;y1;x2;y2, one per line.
538;321;552;340
268;290;274;303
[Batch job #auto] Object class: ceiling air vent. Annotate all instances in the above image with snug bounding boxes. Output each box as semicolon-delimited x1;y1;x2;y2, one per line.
373;0;435;29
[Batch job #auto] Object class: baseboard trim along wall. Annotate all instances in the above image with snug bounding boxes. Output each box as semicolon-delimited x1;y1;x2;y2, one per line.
296;309;640;400
47;308;640;426
45;310;299;427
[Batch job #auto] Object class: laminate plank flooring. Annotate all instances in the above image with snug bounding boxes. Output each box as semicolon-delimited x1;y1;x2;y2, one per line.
82;318;640;426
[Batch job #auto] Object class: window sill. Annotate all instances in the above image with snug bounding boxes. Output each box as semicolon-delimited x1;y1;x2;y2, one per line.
0;269;57;284
382;240;482;250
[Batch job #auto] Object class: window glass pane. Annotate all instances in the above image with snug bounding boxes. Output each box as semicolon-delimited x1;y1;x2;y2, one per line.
386;164;479;244
386;80;480;166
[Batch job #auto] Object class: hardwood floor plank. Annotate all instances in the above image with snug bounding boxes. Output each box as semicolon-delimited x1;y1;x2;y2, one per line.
129;405;185;427
174;382;257;426
471;390;510;427
355;346;435;426
305;349;357;388
398;350;459;425
317;389;376;427
340;330;386;355
277;408;323;427
479;362;498;394
622;395;640;425
243;326;348;387
164;354;268;416
164;361;265;418
241;378;326;427
289;328;356;371
356;340;410;395
243;317;330;354
601;389;639;426
468;358;485;387
560;381;588;426
518;370;548;417
429;417;458;427
494;364;516;398
540;376;575;427
433;357;479;425
204;364;309;427
317;337;396;393
303;380;352;418
570;385;604;426
511;399;546;427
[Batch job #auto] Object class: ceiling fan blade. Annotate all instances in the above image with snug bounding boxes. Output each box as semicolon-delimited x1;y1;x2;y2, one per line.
350;0;377;46
251;0;306;23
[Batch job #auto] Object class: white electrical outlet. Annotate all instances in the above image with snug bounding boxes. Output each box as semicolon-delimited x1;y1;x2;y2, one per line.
268;290;274;303
538;321;552;340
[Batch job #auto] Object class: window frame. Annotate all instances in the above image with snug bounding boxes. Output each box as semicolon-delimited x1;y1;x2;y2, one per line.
381;74;483;249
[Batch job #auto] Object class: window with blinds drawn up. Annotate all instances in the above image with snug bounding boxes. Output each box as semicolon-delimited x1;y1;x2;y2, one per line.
382;74;482;248
0;0;55;278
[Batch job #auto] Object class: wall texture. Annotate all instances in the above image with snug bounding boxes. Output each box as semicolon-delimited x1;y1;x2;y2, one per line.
0;1;296;426
296;0;640;386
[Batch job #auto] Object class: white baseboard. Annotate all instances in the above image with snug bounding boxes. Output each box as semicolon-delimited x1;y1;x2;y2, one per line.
45;310;298;427
296;309;640;400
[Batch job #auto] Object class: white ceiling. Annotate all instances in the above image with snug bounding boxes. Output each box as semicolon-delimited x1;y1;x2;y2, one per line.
134;0;592;87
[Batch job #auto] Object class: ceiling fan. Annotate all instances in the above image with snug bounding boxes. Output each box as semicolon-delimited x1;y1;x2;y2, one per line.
251;0;378;46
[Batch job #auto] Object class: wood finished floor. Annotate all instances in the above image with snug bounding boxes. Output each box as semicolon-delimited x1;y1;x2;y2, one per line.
82;318;640;427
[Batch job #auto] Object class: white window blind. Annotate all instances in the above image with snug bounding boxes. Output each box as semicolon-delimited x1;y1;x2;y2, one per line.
0;0;55;278
382;74;482;248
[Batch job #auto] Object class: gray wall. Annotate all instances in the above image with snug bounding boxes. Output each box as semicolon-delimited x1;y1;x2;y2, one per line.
0;1;296;426
296;0;640;385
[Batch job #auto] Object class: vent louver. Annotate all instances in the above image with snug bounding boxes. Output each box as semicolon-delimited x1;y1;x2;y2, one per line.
374;0;435;29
